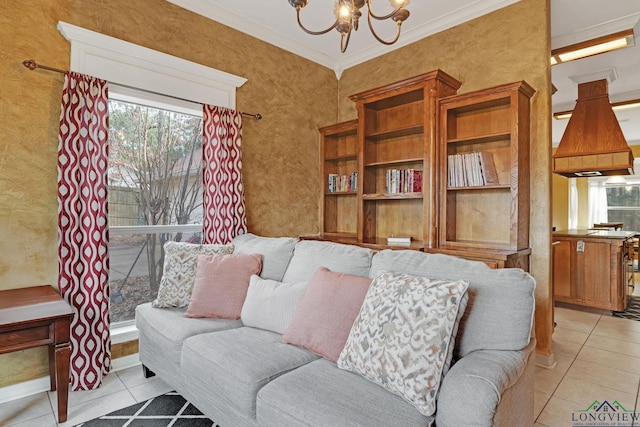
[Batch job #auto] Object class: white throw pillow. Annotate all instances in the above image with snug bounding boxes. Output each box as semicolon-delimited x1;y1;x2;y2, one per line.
337;271;469;416
152;241;234;308
241;275;309;334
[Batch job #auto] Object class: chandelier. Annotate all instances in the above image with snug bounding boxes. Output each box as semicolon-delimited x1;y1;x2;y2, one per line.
288;0;410;53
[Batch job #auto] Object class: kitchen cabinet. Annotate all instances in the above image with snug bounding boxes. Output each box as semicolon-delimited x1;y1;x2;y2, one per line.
553;230;633;312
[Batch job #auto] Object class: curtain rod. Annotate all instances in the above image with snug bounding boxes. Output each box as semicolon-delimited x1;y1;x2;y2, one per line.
22;59;262;120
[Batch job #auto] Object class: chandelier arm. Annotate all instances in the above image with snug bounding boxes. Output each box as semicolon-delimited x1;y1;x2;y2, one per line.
367;12;403;45
340;29;353;53
295;7;340;35
365;0;407;21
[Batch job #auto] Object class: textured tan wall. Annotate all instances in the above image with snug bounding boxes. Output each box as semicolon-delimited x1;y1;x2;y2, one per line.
0;0;335;388
339;0;554;357
0;0;553;388
552;172;569;230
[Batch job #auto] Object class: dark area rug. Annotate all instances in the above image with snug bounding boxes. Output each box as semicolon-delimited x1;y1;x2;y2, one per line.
75;391;219;427
613;296;640;321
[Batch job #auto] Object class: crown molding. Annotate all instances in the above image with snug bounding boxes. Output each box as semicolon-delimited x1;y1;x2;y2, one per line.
341;0;525;71
569;68;618;85
168;0;521;79
167;0;340;71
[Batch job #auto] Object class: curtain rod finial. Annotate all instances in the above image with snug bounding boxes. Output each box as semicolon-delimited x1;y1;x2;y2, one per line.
23;59;37;70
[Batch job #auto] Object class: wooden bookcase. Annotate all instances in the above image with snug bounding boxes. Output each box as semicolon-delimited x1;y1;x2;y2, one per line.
312;74;534;268
349;70;461;249
320;120;359;239
438;81;534;254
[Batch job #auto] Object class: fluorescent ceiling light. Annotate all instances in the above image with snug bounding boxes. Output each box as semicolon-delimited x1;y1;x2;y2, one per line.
550;29;635;65
553;98;640;120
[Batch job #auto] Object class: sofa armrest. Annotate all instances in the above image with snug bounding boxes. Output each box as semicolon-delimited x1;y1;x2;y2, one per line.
435;341;535;427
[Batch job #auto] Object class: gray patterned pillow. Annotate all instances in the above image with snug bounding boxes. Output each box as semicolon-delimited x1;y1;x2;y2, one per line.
337;271;469;416
152;241;234;308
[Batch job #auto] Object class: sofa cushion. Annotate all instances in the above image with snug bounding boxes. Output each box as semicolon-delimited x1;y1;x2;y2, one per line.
257;358;433;427
152;242;234;308
337;271;469;416
135;302;241;371
281;240;373;283
241;275;309;334
282;267;372;362
184;253;262;319
231;233;297;281
181;327;319;419
370;250;536;358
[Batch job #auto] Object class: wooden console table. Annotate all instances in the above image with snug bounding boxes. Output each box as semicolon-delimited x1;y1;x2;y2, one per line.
0;285;74;422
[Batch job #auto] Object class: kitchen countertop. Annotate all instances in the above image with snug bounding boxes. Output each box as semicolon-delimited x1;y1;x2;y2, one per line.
553;229;636;239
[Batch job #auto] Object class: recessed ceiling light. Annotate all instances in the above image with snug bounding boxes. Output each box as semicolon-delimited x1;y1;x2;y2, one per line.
550;28;635;65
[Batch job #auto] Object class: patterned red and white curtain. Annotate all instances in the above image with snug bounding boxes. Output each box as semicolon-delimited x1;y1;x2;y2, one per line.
57;71;111;391
202;105;247;244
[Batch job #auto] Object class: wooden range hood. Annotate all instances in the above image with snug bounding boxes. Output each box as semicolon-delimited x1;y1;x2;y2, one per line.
553;79;634;177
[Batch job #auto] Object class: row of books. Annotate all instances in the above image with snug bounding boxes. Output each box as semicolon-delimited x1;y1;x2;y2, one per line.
447;151;498;187
386;169;423;193
328;172;358;192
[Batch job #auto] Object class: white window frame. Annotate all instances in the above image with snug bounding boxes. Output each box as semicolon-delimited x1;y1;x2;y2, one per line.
58;21;247;342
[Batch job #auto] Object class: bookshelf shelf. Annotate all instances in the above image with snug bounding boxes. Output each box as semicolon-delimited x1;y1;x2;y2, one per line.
446;184;510;191
445;131;511;145
365;125;424;141
362;192;423;200
325;191;357;196
364;158;423;168
325;154;358;162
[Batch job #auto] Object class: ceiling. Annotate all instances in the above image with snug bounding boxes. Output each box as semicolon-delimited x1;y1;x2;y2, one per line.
168;0;640;145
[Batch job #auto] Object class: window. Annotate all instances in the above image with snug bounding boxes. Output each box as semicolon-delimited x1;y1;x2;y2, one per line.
605;184;640;230
587;159;640;231
108;94;204;325
57;21;245;338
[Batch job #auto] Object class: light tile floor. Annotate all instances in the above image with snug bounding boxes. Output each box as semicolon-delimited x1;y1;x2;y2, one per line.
0;365;172;427
1;305;639;426
535;305;640;426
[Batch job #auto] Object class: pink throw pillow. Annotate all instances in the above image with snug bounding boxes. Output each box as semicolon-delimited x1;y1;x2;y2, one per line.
184;253;262;319
281;267;372;362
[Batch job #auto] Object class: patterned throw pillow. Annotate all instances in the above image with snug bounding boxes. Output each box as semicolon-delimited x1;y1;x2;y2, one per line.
337;271;469;417
152;241;234;308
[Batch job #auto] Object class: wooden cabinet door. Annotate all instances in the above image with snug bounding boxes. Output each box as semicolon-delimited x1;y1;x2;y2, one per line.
553;239;573;298
577;240;612;307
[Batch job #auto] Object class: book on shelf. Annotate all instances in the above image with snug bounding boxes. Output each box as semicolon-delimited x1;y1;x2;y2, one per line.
447;151;499;187
385;169;422;193
328;171;357;193
387;235;412;246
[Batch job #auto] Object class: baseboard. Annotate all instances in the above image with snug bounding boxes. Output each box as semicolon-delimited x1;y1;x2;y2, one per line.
0;353;141;404
112;353;141;371
0;377;51;404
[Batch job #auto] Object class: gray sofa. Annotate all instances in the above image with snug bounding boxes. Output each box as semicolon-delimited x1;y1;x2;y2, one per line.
135;233;536;427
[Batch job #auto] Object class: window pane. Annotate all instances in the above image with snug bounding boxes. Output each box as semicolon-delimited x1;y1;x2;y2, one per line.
606;186;640;207
606;186;640;231
108;99;203;324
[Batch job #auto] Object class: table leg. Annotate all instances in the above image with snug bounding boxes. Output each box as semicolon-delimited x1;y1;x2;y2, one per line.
55;342;71;423
48;344;56;392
